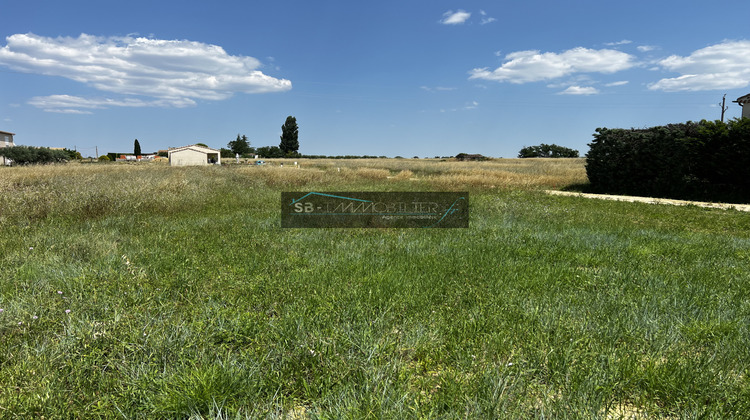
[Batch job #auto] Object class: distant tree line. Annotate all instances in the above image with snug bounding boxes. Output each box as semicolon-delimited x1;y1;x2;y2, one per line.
586;118;750;202
301;155;389;159
225;116;302;159
518;143;579;158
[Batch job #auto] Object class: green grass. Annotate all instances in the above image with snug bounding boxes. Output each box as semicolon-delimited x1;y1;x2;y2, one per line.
1;163;749;418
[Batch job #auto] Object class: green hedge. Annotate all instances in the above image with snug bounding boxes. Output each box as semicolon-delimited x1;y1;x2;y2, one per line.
0;146;69;165
586;119;750;202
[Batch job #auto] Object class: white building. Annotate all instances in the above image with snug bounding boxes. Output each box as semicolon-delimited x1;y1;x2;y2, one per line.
167;144;221;166
1;130;15;166
734;93;750;119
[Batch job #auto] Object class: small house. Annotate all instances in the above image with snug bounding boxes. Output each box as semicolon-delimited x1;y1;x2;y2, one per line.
1;130;15;165
168;144;221;166
734;93;750;119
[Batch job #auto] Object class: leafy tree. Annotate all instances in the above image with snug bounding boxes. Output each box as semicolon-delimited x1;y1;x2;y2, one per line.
98;155;110;161
256;146;284;158
195;142;209;148
0;146;68;165
518;143;579;158
279;116;299;156
63;148;82;160
228;134;252;156
134;139;141;156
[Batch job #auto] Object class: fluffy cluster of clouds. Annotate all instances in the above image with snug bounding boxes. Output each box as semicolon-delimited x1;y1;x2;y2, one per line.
0;33;291;113
469;40;750;95
648;40;750;91
470;47;635;83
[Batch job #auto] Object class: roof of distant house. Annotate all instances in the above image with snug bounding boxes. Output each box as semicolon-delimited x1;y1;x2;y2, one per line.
0;130;16;136
734;93;750;104
168;144;220;153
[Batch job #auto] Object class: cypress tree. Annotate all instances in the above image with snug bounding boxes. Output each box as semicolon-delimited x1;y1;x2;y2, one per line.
279;116;299;156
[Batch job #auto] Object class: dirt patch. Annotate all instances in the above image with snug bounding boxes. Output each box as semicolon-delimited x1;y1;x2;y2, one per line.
546;190;750;213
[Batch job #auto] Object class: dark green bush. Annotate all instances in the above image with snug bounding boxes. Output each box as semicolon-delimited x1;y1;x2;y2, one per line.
255;146;284;158
586;119;750;202
0;145;69;165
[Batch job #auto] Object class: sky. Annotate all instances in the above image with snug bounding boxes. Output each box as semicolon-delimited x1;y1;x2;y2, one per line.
1;0;750;158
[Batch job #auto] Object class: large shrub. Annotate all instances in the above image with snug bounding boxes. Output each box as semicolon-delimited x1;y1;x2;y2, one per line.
0;145;69;165
689;118;750;188
256;146;284;158
586;119;749;201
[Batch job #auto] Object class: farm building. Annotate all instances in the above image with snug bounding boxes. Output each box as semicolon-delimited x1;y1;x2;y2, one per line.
1;130;15;165
167;144;221;166
734;93;750;119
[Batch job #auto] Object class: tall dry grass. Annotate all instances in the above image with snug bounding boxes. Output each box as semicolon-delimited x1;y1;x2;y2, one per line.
0;163;251;224
0;158;587;224
263;157;587;189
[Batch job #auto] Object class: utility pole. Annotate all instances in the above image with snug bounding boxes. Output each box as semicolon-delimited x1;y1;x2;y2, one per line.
720;94;728;122
96;146;98;158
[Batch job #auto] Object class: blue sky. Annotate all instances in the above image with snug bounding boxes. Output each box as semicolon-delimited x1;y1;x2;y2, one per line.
2;0;750;158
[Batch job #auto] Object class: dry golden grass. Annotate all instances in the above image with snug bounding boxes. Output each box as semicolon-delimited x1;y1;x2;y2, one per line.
235;165;327;187
1;158;587;191
0;158;587;223
0;163;238;223
392;169;414;180
262;157;587;189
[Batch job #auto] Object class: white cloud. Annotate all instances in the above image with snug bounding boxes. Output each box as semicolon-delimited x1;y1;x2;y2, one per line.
27;94;196;113
469;47;636;83
605;40;632;46
637;45;657;52
648;40;750;91
440;10;471;25
0;33;291;112
42;108;94;115
558;86;599;95
420;86;456;92
479;10;497;25
464;101;479;110
605;80;629;87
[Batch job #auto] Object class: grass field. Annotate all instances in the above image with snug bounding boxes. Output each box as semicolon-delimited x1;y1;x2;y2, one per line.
1;159;749;418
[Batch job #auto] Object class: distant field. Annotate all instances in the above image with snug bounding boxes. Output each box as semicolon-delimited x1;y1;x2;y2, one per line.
264;157;588;190
1;160;749;418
